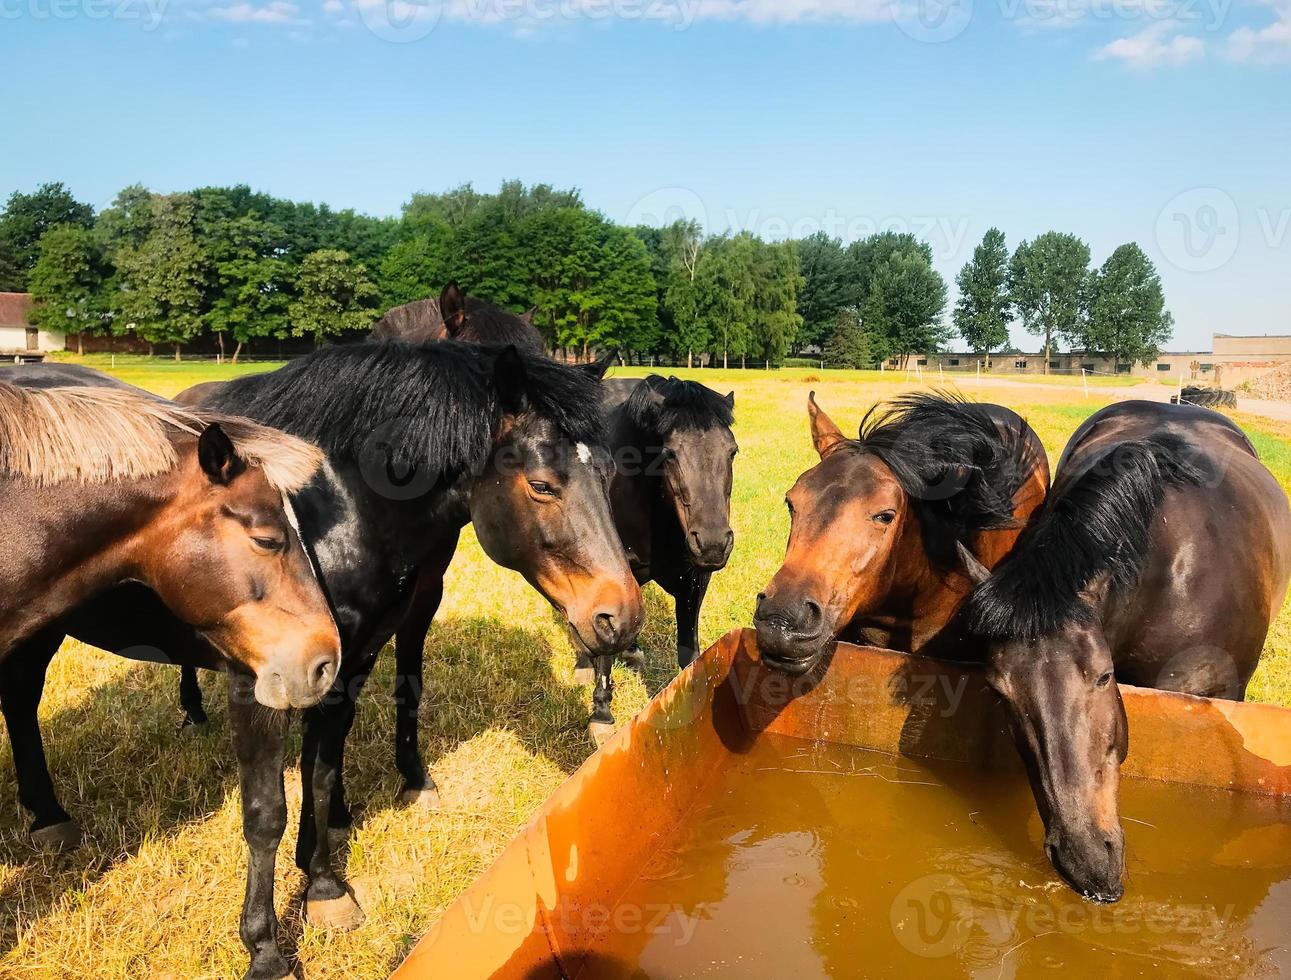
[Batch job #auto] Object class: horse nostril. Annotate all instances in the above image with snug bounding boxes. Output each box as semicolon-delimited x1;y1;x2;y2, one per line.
594;612;619;642
311;656;336;691
802;599;823;631
688;530;703;555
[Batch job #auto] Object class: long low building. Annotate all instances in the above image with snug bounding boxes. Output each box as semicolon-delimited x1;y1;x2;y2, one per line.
899;333;1291;385
0;292;64;362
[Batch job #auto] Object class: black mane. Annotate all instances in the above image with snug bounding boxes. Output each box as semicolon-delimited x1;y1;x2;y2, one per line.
204;341;603;480
852;393;1040;572
624;375;735;434
454;296;545;352
967;433;1209;639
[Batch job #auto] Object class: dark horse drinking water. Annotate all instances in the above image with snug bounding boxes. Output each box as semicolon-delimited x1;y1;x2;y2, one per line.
754;392;1050;669
598;375;737;671
1;343;642;979
0;377;339;848
961;400;1291;903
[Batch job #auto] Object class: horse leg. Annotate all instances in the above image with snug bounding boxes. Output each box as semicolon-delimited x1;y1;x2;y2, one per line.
177;664;208;728
0;628;80;851
394;545;455;809
297;664;370;931
228;673;292;980
588;653;616;746
674;570;712;670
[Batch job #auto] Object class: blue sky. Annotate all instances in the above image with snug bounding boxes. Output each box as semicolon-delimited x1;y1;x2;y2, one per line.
3;0;1288;351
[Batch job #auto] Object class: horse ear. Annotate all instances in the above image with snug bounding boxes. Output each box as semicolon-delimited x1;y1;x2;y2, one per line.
808;391;846;459
197;423;246;486
955;541;991;586
725;391;735;408
440;282;467;335
520;306;537;326
583;350;616;380
1079;570;1113;605
494;345;529;414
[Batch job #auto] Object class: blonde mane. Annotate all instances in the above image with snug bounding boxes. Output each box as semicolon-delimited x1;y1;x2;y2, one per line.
0;382;323;492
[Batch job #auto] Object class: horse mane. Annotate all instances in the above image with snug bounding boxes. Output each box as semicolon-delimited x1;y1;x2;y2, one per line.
852;393;1040;572
201;341;604;479
624;376;735;434
0;382;323;491
967;433;1209;640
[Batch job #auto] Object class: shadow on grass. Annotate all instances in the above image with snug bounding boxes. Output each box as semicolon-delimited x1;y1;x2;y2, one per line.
0;614;603;960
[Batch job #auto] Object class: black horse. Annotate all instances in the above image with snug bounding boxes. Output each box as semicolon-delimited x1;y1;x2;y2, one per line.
598;375;737;672
962;400;1291;903
1;343;642;980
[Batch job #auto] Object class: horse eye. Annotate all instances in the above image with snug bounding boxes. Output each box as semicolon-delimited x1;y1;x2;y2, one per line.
873;511;897;526
528;481;557;497
1097;671;1115;689
252;536;284;553
785;498;795;516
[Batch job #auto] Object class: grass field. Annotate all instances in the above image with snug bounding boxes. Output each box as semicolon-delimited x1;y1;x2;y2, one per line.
1;356;1289;978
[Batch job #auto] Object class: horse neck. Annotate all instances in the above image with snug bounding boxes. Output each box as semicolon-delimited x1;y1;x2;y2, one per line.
0;465;183;656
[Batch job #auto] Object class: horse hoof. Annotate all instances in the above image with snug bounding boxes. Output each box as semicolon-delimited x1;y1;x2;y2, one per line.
573;666;595;686
588;720;616;747
621;648;646;672
33;820;82;853
396;786;441;810
305;892;366;931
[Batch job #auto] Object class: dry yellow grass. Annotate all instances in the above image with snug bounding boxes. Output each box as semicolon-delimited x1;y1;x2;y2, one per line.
1;363;1288;978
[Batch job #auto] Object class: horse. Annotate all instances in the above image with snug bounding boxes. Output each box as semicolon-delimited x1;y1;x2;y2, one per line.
172;287;551;745
596;375;737;671
0;377;340;849
369;281;544;352
1;342;642;980
961;399;1291;903
754;392;1050;671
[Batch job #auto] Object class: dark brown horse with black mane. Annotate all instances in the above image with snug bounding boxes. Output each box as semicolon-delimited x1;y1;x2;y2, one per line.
369;282;544;352
754;392;1050;671
2;343;640;979
961;399;1291;903
0;376;340;848
597;374;737;672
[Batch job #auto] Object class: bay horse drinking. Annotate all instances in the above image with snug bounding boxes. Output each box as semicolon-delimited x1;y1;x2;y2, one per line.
0;379;339;848
2;343;641;980
754;392;1049;670
962;400;1291;902
599;375;737;671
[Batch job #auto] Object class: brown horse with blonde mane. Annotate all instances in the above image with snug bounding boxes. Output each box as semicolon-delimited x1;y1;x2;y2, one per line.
0;378;340;847
754;391;1049;670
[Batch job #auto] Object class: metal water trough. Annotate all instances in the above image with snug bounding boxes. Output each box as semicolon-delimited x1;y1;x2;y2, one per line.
391;629;1291;979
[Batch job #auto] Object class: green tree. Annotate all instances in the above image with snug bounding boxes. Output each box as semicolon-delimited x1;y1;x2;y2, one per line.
847;231;934;307
1007;232;1090;374
749;238;803;368
1082;243;1174;369
28;225;110;353
0;182;95;291
115;194;208;359
953;227;1011;356
659;219;709;367
288;249;380;347
864;250;949;368
795;232;852;351
823;308;875;368
696;234;756;369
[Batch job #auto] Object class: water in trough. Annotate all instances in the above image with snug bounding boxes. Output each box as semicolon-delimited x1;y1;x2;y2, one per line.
591;734;1291;978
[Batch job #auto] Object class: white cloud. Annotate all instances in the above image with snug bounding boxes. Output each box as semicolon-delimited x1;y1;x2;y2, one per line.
208;0;300;22
1095;20;1204;66
689;0;892;24
1225;0;1291;61
323;0;344;11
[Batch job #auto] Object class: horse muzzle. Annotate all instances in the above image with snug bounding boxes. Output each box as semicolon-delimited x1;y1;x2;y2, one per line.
753;593;828;675
686;528;735;572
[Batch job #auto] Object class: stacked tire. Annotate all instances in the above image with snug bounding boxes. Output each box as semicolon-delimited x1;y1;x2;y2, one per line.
1172;386;1238;409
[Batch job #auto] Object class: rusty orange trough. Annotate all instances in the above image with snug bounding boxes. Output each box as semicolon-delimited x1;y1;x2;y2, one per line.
392;629;1291;979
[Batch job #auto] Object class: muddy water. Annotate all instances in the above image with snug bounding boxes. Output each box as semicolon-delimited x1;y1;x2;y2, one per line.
590;735;1291;978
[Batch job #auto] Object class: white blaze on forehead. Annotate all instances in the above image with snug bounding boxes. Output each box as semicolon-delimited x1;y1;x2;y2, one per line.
576;442;593;466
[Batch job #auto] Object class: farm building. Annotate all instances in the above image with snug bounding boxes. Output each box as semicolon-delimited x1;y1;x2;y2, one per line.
901;333;1291;385
0;292;64;362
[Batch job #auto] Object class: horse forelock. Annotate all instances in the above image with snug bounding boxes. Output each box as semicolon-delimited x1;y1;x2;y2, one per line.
624;376;735;435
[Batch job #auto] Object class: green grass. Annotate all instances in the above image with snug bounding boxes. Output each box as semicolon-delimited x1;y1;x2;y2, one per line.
0;360;1287;978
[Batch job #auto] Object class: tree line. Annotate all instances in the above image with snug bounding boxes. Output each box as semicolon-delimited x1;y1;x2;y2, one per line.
0;181;1172;369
